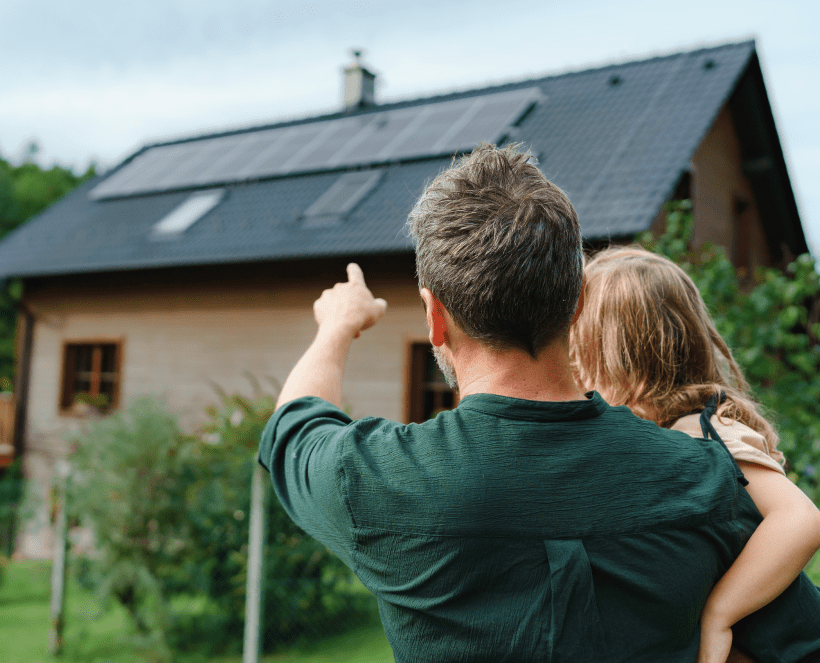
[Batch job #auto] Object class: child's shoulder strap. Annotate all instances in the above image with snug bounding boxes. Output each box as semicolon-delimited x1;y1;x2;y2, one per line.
700;392;749;487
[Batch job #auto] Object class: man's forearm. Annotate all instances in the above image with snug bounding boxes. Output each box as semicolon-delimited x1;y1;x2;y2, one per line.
275;263;387;411
276;327;355;410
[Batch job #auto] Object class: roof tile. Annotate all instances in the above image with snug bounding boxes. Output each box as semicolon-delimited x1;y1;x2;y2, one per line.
0;41;757;278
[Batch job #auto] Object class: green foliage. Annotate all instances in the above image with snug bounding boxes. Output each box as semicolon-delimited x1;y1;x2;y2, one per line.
0;282;21;387
0;155;95;238
639;202;820;502
0;558;388;663
68;390;373;657
0;153;95;386
0;459;24;575
181;384;373;653
67;397;190;659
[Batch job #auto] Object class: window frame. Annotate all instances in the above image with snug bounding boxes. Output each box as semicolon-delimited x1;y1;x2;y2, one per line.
59;339;124;416
0;394;14;468
404;339;459;424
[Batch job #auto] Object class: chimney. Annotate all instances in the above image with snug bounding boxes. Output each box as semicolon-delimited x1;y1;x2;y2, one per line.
343;49;376;111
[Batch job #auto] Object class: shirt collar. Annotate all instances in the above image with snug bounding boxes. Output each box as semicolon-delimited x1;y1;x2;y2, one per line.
456;391;608;422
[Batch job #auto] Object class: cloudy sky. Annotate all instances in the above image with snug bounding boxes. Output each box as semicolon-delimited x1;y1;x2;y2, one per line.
2;0;818;252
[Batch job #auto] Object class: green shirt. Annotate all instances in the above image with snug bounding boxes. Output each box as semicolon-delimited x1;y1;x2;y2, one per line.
259;393;820;662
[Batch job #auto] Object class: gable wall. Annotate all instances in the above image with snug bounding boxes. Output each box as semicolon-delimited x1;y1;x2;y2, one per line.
648;103;772;272
690;104;772;272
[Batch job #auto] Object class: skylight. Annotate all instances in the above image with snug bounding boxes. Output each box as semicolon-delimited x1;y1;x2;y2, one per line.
302;170;383;227
151;189;224;239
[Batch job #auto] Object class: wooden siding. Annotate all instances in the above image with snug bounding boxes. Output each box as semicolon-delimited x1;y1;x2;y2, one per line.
24;275;428;433
649;103;772;272
690;105;771;272
17;269;428;557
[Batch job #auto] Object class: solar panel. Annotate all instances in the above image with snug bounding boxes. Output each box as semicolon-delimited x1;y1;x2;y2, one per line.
392;102;469;160
188;133;263;186
241;124;328;180
444;94;531;151
90;87;540;200
300;116;381;171
152;141;225;190
330;108;420;168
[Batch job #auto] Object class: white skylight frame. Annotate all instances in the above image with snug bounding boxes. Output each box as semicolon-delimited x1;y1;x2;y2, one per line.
151;189;224;239
302;170;384;228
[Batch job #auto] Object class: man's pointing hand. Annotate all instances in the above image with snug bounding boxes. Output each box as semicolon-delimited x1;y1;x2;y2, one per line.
313;263;388;339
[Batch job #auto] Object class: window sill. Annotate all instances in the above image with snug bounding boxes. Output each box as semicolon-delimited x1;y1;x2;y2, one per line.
0;443;14;468
59;403;115;419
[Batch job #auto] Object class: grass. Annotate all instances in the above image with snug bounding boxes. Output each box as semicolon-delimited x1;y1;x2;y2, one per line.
2;554;818;663
0;560;393;663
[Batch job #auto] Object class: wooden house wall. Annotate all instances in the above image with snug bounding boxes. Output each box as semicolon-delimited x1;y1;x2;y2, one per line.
16;264;427;557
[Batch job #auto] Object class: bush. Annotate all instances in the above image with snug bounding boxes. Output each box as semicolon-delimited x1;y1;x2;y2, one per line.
181;385;374;654
68;389;374;657
640;202;820;502
0;458;24;568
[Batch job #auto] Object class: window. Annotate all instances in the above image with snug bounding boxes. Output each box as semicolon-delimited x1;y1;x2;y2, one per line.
302;170;383;227
407;342;458;423
60;342;122;413
151;189;224;239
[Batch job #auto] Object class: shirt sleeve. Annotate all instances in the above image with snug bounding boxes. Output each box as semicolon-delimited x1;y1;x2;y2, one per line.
712;417;786;475
671;414;786;476
258;396;356;567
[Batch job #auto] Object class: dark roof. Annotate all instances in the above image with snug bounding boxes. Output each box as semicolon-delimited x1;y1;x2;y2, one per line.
0;39;804;279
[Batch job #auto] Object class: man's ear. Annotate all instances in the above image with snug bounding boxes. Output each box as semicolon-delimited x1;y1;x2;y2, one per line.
420;288;447;347
571;276;586;326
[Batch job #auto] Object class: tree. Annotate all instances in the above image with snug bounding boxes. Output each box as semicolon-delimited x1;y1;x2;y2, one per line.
0;152;95;385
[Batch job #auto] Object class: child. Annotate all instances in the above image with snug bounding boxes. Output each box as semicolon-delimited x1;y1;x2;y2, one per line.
569;246;820;663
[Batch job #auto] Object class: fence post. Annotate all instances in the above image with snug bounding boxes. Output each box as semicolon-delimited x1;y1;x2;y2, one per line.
243;458;268;663
49;459;70;656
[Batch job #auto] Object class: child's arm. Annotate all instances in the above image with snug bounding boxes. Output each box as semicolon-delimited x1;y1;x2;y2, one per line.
697;462;820;663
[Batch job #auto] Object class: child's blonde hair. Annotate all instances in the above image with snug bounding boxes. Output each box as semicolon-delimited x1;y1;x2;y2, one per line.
570;246;778;448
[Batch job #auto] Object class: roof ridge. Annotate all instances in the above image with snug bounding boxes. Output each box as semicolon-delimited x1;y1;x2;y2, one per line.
375;37;757;105
124;38;756;157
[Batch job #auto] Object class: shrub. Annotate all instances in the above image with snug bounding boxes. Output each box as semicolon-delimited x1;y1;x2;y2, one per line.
174;384;374;653
0;458;24;578
68;389;374;656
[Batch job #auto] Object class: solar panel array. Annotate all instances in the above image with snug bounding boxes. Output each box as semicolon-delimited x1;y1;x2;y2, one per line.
90;87;540;200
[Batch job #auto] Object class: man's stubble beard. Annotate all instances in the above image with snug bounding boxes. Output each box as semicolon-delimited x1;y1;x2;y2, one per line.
432;344;459;391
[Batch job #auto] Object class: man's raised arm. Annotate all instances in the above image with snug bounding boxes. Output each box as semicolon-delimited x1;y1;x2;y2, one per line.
275;263;387;411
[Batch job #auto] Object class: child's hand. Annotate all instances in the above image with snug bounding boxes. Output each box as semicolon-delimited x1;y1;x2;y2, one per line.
697;621;732;663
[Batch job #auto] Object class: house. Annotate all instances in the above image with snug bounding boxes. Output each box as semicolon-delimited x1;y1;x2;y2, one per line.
0;40;807;557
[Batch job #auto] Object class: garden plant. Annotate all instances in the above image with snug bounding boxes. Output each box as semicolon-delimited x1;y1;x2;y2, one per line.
67;385;375;659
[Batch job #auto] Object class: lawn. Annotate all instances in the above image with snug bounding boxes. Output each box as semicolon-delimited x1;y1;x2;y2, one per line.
0;560;393;663
3;556;820;663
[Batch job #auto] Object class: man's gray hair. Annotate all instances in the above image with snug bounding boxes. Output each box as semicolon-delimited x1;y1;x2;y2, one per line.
406;143;583;357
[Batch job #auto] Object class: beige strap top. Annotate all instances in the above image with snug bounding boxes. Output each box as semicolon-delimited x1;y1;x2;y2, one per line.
671;414;786;475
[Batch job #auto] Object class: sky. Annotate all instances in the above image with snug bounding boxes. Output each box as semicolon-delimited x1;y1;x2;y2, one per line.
1;0;818;252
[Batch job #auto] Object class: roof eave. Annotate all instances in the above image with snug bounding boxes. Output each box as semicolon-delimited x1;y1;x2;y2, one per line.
728;50;808;259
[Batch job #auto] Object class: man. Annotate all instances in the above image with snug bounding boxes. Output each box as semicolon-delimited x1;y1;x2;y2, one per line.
259;144;820;662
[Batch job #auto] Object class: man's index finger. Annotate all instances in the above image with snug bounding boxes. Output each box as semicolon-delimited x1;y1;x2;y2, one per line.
347;263;366;285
